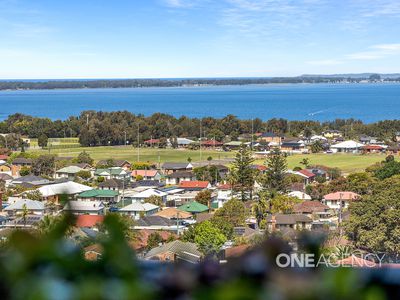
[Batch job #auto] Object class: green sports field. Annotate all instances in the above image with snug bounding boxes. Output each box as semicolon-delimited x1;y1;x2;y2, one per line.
28;145;388;173
29;146;236;164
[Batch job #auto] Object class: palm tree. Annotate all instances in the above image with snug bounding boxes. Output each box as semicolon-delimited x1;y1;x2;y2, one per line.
22;203;28;227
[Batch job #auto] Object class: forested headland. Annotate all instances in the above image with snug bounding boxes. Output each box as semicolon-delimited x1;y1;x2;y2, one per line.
1;74;400;91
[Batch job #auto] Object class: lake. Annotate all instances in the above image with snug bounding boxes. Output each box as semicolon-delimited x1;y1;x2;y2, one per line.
0;83;399;122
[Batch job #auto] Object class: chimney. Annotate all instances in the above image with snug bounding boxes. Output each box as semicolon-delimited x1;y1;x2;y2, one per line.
0;191;3;212
271;215;276;232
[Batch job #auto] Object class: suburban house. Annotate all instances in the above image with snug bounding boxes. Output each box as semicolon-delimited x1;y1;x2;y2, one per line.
280;139;307;153
75;215;104;228
12;157;33;168
0;173;13;185
178;201;209;214
266;214;313;231
131;169;162;181
322;191;360;210
154;207;192;220
55;165;86;181
179;181;211;191
288;191;312;200
0;154;9;161
3;199;45;216
0;162;12;176
94;167;129;180
129;188;167;203
63;201;105;215
98;179;124;191
293;201;331;221
322;130;342;139
166;190;202;207
97;160;131;170
175;137;195;148
165;171;195;185
162;162;193;175
361;145;385;153
38;181;93;203
144;240;201;263
201;140;224;148
288;169;316;186
134;215;182;231
144;139;160;147
258;132;283;144
331;140;364;153
77;189;119;204
223;141;243;150
118;202;159;220
11;175;53;188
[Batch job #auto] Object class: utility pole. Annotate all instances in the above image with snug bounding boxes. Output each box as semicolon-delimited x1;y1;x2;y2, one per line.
137;123;140;162
339;193;343;237
86;114;89;126
251;118;254;151
199;119;202;161
124;131;127;147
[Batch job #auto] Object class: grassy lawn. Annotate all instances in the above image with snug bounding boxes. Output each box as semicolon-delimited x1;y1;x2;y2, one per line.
29;146;236;164
280;153;385;173
27;145;389;173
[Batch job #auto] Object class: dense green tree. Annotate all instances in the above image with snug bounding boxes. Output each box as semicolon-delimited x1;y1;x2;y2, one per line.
76;151;94;165
193;166;221;184
214;198;246;227
310;140;324;153
209;216;234;240
346;172;377;195
146;232;163;250
194;221;227;257
38;134;48;149
270;195;301;214
146;195;163;207
345;185;400;255
32;155;55;176
229;145;255;201
263;148;288;193
19;166;31;176
194;189;212;206
374;160;400;180
76;170;92;180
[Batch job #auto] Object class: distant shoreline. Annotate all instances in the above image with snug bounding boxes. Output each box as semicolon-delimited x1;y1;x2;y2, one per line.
1;75;399;92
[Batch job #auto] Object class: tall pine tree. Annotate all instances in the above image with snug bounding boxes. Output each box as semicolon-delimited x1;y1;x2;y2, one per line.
229;144;255;201
263;148;288;193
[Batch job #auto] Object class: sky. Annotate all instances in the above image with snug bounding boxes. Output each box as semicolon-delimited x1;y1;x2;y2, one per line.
0;0;400;79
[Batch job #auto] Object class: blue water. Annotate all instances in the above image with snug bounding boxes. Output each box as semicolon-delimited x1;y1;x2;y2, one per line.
0;83;399;122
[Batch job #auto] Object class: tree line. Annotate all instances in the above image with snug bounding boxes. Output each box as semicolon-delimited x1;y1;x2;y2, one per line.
1;76;393;91
2;111;400;147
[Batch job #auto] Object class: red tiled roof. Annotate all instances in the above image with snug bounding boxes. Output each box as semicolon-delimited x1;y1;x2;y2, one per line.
298;169;316;178
132;229;175;250
144;139;160;144
0;155;9;160
201;140;223;146
179;181;210;189
217;183;232;190
324;191;360;201
293;201;329;213
225;245;249;258
131;170;159;177
76;215;104;228
362;145;384;150
253;165;267;171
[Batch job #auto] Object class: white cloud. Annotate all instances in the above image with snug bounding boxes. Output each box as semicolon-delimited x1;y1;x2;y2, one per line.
309;43;400;66
307;59;343;66
346;43;400;60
